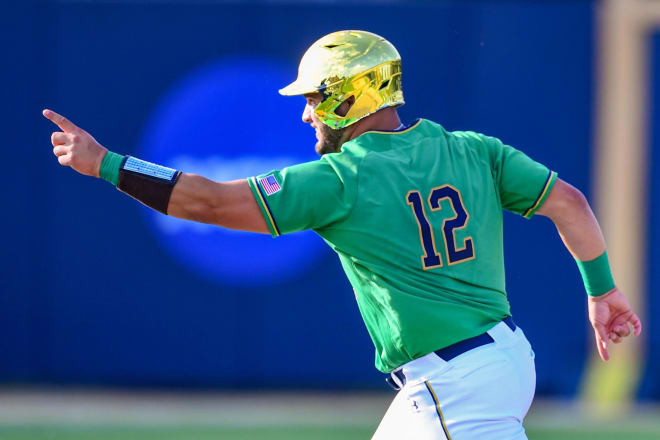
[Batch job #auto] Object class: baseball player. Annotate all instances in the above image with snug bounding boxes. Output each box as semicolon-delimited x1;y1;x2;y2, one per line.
44;30;641;439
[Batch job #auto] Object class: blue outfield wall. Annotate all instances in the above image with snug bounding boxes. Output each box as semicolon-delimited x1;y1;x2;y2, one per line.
3;0;655;398
639;32;660;401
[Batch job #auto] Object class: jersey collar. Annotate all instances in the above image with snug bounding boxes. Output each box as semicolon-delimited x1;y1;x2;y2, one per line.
363;118;422;135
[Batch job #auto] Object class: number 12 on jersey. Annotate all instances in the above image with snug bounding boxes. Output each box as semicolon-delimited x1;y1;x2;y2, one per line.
406;185;475;269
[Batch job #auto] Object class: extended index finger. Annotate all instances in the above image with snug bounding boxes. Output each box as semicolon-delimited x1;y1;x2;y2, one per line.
42;109;79;133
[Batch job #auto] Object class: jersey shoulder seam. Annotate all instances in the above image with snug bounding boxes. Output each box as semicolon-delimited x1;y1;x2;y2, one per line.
315;150;368;231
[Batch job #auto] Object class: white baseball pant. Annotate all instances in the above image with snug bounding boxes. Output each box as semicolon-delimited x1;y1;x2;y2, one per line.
372;321;536;440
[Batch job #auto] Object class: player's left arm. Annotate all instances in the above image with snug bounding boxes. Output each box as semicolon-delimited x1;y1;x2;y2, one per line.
536;178;642;361
43;109;269;233
167;175;269;233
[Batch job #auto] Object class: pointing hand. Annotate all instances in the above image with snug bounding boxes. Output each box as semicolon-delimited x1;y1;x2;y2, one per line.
43;109;107;177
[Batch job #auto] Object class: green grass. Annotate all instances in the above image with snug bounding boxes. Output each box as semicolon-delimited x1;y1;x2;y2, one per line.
526;428;660;440
1;425;660;440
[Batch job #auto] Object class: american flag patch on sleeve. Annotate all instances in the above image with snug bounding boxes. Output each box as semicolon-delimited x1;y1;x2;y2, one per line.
259;175;282;196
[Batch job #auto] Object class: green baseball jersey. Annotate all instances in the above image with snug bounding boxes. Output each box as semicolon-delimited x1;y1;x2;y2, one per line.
248;119;557;373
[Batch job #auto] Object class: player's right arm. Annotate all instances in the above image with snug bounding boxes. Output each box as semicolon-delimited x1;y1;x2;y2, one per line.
536;179;606;264
476;131;642;362
536;178;642;362
43;109;269;234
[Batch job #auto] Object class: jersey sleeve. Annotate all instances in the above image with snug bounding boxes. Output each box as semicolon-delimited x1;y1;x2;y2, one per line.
481;134;558;218
247;156;359;237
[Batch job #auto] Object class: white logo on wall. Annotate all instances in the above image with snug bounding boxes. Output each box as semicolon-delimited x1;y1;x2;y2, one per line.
138;57;327;286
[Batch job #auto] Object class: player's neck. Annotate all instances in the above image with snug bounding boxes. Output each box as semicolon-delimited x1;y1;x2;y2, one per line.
347;108;402;141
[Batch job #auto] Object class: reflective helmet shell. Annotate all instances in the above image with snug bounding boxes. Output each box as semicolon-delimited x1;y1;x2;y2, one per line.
279;30;404;130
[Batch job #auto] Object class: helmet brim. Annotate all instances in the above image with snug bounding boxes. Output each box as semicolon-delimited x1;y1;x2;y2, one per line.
279;80;318;96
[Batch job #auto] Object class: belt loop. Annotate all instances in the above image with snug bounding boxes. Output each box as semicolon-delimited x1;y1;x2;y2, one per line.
385;376;400;391
386;369;406;390
393;369;406;387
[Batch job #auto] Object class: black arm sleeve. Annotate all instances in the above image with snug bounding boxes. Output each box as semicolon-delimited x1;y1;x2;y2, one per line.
117;156;182;214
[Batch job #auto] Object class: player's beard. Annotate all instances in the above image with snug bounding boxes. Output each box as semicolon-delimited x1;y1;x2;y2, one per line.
315;123;347;155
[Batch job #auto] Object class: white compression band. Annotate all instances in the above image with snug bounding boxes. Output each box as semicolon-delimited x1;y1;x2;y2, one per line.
122;156;178;182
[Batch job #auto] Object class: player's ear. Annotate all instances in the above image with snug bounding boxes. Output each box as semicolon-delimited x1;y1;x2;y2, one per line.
334;96;355;117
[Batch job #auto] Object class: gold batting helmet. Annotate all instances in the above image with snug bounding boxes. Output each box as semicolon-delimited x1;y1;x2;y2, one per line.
279;30;404;130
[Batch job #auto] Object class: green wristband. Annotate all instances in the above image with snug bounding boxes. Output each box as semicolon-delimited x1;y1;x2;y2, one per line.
576;251;616;297
99;151;126;186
